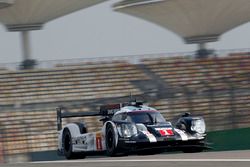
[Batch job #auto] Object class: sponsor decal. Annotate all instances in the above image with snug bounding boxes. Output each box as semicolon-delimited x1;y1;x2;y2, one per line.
96;133;103;150
142;131;157;143
155;128;174;136
75;136;87;145
175;129;188;141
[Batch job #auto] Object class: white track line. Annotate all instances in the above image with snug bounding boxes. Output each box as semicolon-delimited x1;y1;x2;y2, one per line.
32;159;250;164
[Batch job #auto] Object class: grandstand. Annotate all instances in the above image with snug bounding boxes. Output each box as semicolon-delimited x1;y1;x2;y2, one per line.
1;0;250;164
0;61;147;106
0;52;249;162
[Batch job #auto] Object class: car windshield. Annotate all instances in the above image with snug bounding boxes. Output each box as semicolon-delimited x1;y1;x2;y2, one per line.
128;111;166;124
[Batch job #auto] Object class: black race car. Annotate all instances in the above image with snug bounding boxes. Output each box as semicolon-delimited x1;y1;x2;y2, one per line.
57;101;209;159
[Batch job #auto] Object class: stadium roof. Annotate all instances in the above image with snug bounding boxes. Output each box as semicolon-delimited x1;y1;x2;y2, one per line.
0;0;106;31
0;0;106;69
0;0;14;9
114;0;250;44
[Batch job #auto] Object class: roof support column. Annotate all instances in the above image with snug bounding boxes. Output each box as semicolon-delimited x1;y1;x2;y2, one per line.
21;31;31;61
196;42;216;58
198;43;206;51
19;30;36;70
7;24;43;69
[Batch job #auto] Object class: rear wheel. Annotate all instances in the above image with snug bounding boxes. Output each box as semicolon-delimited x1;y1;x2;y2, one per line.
105;123;118;156
62;128;85;159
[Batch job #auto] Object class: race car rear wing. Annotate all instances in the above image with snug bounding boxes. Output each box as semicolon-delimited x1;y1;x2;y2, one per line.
56;103;122;131
56;106;101;131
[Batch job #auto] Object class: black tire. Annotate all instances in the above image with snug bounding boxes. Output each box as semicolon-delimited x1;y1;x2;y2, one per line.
62;128;85;159
105;123;118;156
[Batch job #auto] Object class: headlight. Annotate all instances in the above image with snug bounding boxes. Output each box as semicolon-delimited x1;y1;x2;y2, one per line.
117;124;138;138
191;118;206;134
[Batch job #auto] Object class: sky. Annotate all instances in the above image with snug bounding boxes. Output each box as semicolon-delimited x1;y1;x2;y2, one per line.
1;0;250;64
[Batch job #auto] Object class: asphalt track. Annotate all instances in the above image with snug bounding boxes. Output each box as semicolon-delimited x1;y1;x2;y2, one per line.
2;150;250;167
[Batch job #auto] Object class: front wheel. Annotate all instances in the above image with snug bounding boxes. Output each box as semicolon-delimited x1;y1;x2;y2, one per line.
105;123;118;156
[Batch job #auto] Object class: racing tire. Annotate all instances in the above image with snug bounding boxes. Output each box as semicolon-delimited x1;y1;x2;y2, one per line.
105;123;118;156
62;128;85;159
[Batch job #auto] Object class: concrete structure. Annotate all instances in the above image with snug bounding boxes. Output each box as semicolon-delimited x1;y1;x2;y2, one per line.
114;0;250;56
0;0;106;69
0;0;14;9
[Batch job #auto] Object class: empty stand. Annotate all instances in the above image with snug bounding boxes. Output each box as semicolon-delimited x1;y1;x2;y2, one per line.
143;54;250;131
142;55;250;92
0;107;103;155
0;54;250;161
0;61;148;105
